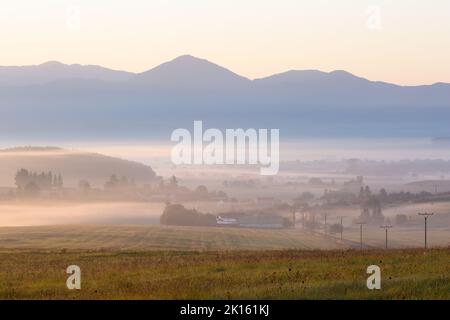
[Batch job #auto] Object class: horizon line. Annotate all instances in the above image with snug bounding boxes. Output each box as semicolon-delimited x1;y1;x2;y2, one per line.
1;54;448;87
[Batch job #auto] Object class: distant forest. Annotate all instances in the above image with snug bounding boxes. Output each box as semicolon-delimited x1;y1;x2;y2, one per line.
15;169;63;191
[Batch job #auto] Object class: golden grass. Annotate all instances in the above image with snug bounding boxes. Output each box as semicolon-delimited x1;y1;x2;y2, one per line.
0;248;448;299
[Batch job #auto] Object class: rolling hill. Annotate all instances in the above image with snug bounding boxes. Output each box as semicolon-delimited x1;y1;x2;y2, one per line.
0;147;157;188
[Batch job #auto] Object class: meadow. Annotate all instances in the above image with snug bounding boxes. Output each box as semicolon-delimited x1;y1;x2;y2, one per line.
0;225;345;251
0;225;448;299
0;248;448;299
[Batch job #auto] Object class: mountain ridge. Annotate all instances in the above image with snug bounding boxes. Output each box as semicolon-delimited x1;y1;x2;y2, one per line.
1;55;448;87
1;55;449;139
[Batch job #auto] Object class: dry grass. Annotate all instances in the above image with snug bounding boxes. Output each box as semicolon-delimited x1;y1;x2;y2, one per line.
0;225;447;300
0;248;448;299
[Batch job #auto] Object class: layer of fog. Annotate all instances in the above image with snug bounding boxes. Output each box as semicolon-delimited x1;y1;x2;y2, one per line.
0;202;164;227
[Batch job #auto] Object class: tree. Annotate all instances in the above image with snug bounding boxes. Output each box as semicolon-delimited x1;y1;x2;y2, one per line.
78;180;91;192
24;181;40;197
195;185;209;198
169;176;178;189
297;192;315;202
358;186;365;201
104;174;119;189
15;169;60;191
57;174;64;188
364;186;372;198
379;188;388;202
15;169;30;189
160;204;216;226
46;171;53;189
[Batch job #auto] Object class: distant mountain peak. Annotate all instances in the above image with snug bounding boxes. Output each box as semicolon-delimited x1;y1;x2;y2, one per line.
253;68;382;89
171;54;204;61
160;54;223;69
39;61;65;67
133;55;250;87
0;61;133;85
329;69;355;77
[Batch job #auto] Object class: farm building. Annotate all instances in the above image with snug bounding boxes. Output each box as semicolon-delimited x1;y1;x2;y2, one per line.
216;216;238;226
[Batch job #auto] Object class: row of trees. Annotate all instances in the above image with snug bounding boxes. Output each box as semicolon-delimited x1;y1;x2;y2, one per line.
15;169;63;191
104;174;136;190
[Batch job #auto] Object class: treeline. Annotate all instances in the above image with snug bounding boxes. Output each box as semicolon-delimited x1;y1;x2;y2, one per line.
15;169;63;191
104;174;136;190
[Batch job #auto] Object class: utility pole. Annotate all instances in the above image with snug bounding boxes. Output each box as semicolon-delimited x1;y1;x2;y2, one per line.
338;216;345;241
356;222;366;250
324;213;327;235
292;210;296;228
380;225;392;249
302;212;305;230
418;213;434;249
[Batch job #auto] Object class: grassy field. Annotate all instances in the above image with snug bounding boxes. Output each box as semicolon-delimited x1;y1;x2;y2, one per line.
0;225;448;299
0;248;448;299
342;226;450;248
0;225;346;251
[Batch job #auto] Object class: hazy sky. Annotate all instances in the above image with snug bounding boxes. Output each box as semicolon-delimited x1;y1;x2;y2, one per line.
1;0;449;85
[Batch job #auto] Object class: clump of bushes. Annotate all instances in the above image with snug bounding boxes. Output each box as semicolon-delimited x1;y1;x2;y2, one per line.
160;204;216;227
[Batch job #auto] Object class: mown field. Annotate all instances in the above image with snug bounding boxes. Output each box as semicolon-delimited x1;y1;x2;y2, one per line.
0;225;346;251
0;225;448;299
0;248;448;299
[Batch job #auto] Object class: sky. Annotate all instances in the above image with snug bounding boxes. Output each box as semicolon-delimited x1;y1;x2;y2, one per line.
0;0;449;85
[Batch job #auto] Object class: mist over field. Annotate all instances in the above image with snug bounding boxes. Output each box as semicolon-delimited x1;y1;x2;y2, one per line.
0;202;164;227
2;73;450;248
0;48;449;252
0;139;449;250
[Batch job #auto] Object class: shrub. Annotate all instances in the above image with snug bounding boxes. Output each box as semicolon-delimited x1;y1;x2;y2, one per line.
160;204;216;227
